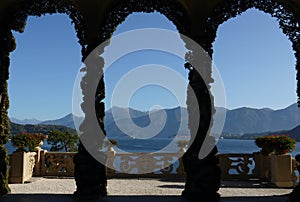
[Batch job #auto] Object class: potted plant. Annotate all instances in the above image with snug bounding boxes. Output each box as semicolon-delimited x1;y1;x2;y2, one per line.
103;139;118;151
9;133;45;183
255;135;296;155
177;140;189;152
255;135;297;187
11;133;29;151
272;135;296;155
27;133;45;151
11;132;45;151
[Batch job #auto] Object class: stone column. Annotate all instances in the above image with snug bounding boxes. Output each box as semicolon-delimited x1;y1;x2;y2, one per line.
73;42;108;199
0;29;16;195
287;154;300;202
74;143;107;199
182;67;220;201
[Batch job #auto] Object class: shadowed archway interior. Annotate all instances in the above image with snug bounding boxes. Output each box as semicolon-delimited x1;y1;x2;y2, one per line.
0;0;299;201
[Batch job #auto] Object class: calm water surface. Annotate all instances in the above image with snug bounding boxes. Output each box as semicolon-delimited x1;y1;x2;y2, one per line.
5;139;300;157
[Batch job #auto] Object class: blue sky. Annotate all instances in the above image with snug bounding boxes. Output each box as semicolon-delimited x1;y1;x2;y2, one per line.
8;9;297;120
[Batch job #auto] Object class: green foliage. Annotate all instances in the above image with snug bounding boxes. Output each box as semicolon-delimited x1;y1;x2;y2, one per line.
11;132;45;151
103;139;119;147
0;82;10;145
47;130;78;152
11;133;28;150
10;122;76;137
177;140;189;148
0;146;10;195
0;82;10;195
255;135;296;155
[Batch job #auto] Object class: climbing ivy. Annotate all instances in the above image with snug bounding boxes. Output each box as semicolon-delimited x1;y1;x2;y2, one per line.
0;0;299;197
0;0;86;196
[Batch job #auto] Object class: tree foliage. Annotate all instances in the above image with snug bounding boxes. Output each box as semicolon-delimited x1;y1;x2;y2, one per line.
47;130;78;152
9;122;76;137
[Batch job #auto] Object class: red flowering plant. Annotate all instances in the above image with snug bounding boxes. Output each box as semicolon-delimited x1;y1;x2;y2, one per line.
11;132;45;151
255;134;296;155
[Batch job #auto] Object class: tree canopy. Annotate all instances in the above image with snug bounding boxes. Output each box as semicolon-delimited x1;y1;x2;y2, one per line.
47;130;78;152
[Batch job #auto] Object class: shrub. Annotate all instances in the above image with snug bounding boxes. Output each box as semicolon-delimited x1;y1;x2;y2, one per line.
255;134;296;155
47;130;78;152
11;132;45;151
103;139;119;147
177;140;189;148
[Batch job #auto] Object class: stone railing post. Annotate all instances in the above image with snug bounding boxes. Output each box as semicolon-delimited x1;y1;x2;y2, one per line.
33;147;44;177
270;154;296;188
287;154;300;202
9;151;36;183
252;152;261;178
106;146;116;178
252;152;271;181
40;150;47;176
177;147;186;177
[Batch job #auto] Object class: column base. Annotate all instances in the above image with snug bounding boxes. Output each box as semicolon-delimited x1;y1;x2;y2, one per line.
182;151;220;201
287;185;300;202
73;145;107;199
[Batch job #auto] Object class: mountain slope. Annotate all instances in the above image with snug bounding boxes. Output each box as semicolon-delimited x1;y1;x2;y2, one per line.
105;107;189;139
223;104;300;134
41;114;76;129
10;122;76;136
286;125;300;141
13;103;300;136
10;118;41;125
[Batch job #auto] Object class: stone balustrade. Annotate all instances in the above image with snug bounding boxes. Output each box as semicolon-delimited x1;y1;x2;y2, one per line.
9;148;299;188
9;151;36;183
38;151;76;177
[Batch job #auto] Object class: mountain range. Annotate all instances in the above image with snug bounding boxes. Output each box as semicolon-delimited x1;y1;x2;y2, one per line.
222;103;300;134
10;103;300;139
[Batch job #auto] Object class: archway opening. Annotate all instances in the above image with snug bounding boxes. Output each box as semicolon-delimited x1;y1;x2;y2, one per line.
101;11;190;193
7;14;82;154
212;8;298;153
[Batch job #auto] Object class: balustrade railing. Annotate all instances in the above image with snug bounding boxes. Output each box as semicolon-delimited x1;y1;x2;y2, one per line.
106;152;185;178
218;153;255;180
19;149;297;187
35;151;76;177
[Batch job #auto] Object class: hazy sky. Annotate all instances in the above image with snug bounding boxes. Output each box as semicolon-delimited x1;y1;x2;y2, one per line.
8;9;297;120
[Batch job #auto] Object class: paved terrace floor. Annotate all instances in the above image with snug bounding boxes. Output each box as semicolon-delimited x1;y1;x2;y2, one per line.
1;178;293;202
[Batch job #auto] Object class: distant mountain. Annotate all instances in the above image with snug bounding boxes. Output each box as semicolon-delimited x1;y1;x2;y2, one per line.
10;117;41;125
104;107;149;126
231;124;300;141
10;103;300;137
104;107;189;139
223;104;300;134
41;114;79;129
288;125;300;141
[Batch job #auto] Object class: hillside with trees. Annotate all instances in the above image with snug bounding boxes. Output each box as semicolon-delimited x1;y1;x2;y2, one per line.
9;122;76;137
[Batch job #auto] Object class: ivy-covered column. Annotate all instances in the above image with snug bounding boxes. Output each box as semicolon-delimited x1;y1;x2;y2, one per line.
0;30;16;195
181;25;220;200
182;66;220;201
73;43;107;199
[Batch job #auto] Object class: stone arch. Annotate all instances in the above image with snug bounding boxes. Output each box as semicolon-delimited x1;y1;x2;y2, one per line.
0;0;86;195
91;0;192;145
1;0;298;201
74;1;205;199
99;0;191;39
4;0;87;55
206;0;300;104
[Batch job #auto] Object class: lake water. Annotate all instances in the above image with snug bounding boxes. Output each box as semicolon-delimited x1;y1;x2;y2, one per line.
5;139;300;157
